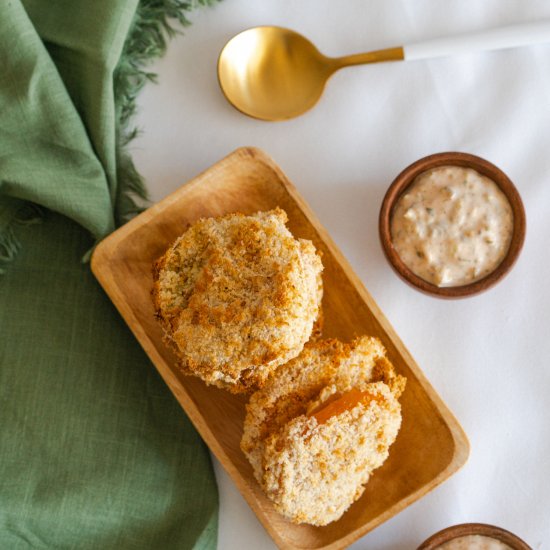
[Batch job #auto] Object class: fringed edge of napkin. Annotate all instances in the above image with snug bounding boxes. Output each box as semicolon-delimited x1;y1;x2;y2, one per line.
0;0;220;273
113;0;221;226
0;201;45;275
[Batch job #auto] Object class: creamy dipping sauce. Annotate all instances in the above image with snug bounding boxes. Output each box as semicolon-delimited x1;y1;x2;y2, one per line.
436;534;513;550
391;166;513;287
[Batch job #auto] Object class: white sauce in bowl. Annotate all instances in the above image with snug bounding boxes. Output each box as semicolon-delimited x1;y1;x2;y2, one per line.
436;534;513;550
391;166;513;287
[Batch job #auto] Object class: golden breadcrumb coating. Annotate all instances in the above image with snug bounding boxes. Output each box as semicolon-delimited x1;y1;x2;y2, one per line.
241;337;406;525
152;208;323;393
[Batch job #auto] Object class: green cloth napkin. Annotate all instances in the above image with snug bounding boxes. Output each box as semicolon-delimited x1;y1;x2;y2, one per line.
0;1;219;548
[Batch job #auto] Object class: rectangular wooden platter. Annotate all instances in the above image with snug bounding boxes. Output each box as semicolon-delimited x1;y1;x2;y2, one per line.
91;147;469;550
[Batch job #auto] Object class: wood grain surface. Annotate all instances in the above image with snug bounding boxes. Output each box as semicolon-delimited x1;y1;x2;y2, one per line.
91;147;469;550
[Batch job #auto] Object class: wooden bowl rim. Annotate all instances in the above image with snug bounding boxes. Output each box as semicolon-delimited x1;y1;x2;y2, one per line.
379;152;526;299
417;522;532;549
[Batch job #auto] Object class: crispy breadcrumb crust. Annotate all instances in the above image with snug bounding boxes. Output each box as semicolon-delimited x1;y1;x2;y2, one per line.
152;208;323;393
241;337;406;525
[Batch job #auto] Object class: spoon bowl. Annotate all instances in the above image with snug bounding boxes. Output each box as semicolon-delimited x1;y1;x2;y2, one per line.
218;27;335;121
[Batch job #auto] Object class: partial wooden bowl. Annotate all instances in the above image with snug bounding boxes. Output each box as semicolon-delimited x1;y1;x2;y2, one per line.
379;152;526;298
91;147;469;550
417;523;532;549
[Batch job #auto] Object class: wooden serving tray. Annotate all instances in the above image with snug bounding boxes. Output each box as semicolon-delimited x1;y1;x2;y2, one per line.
91;147;469;550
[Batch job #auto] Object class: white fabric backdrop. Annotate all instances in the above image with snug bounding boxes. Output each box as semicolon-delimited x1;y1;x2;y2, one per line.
133;2;550;548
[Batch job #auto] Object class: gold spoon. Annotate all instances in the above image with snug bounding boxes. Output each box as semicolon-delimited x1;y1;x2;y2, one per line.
218;22;550;121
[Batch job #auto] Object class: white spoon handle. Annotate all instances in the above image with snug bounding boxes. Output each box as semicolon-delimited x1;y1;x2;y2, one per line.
404;20;550;61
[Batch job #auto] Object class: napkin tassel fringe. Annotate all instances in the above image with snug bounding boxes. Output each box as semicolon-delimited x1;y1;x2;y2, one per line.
113;0;221;226
0;203;44;274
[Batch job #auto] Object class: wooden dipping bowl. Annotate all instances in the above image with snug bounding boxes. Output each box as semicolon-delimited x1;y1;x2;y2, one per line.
379;152;526;298
417;522;532;549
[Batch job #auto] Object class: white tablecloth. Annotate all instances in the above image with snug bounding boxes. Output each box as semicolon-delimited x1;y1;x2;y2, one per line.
133;2;550;548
